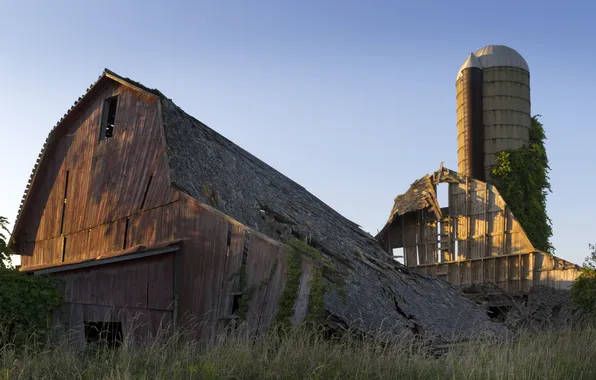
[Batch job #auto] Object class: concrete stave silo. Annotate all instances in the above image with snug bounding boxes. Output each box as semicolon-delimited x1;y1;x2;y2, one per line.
456;45;531;181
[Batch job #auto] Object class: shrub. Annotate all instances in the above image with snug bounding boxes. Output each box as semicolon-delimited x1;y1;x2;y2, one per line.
0;216;64;347
571;243;596;314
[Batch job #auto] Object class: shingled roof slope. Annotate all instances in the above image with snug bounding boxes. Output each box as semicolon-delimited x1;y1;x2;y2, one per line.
159;98;506;342
161;99;384;263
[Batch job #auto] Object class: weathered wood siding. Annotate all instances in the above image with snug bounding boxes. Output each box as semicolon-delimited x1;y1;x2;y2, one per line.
175;195;302;344
18;81;176;267
384;174;581;292
53;254;174;341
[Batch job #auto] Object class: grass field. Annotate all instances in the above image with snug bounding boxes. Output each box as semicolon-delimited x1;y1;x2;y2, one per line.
2;321;596;380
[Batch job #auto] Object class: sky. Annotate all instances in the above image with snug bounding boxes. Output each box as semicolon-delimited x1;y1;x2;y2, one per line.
0;0;594;266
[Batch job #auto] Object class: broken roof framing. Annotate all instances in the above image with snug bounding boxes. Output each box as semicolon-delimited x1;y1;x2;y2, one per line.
376;166;581;292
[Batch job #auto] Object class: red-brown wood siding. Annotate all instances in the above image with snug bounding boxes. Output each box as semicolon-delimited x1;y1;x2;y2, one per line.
19;81;176;267
175;195;292;342
56;254;174;311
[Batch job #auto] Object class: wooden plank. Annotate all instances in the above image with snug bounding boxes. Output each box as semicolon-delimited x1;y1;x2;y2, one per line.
147;254;175;310
56;255;169;310
15;81;176;268
291;259;314;327
218;223;245;330
243;234;283;333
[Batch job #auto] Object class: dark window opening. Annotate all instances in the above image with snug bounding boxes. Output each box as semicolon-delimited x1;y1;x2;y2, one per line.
123;218;130;250
231;294;241;315
99;96;119;141
84;321;123;348
61;236;67;262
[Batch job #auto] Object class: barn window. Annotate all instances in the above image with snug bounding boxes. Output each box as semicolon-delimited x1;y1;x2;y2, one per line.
392;247;404;264
84;321;123;348
99;96;119;141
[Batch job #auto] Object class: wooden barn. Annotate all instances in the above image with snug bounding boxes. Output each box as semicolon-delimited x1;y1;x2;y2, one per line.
10;69;505;347
376;166;582;293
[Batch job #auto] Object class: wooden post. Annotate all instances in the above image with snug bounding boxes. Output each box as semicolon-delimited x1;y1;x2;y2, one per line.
502;205;508;255
401;216;407;266
458;261;461;287
484;186;489;258
387;227;391;255
519;253;522;292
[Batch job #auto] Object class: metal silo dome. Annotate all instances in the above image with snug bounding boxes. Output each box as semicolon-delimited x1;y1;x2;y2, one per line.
473;45;529;71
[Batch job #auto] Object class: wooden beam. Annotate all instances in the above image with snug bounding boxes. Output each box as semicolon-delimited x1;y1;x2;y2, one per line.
105;72;161;100
412;250;538;268
32;245;179;275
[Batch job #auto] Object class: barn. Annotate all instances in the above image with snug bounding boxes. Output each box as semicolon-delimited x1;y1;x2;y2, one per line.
10;69;503;347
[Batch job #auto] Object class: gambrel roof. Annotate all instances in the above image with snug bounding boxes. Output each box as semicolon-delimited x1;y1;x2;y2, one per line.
12;69;381;265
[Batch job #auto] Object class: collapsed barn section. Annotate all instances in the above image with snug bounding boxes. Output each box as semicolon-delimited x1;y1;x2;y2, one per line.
375;166;581;293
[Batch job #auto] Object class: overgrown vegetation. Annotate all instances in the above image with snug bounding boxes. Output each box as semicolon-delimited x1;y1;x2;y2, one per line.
0;216;13;269
274;239;303;329
2;320;596;379
0;216;64;347
491;115;553;253
571;243;596;314
272;236;339;330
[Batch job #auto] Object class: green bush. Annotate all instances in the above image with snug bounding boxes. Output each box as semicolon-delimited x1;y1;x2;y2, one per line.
0;216;64;346
0;216;13;269
571;244;596;314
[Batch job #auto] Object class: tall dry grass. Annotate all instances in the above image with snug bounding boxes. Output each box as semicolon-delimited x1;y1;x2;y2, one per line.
1;318;596;380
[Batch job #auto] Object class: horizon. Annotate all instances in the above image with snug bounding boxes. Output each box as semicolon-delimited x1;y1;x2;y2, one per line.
1;0;594;266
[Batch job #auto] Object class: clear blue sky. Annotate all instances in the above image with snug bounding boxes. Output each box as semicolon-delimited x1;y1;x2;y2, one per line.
1;0;594;266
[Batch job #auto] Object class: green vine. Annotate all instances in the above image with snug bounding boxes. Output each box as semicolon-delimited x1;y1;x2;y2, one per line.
274;240;303;330
1;217;64;346
491;115;554;253
304;265;329;324
274;237;346;330
237;285;255;323
230;265;255;324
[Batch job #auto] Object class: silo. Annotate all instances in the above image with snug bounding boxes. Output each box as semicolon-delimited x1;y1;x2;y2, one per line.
456;53;485;181
456;45;531;181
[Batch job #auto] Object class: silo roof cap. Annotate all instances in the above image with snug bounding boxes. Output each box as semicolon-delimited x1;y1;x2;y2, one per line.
456;45;529;81
456;53;482;80
474;45;529;71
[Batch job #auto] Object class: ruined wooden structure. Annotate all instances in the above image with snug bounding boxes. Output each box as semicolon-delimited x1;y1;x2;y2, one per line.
376;166;581;293
10;70;504;347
